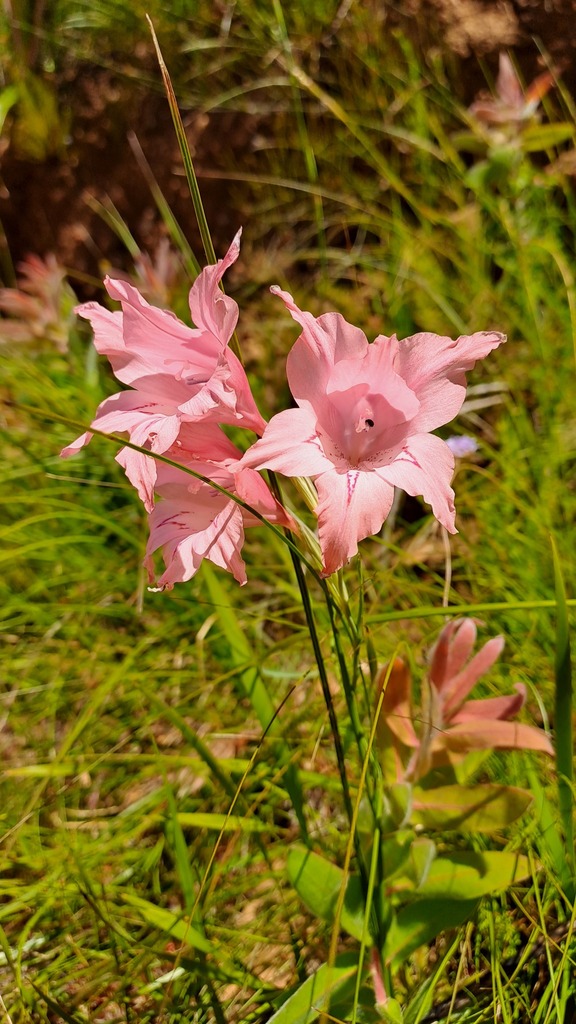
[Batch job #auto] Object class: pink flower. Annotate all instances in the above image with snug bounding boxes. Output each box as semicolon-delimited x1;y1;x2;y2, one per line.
241;289;505;575
470;53;554;128
378;619;553;783
61;231;266;472
143;427;294;588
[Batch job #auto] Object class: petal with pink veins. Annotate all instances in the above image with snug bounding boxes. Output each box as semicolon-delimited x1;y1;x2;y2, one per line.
146;496;247;589
376;432;457;533
314;468;395;575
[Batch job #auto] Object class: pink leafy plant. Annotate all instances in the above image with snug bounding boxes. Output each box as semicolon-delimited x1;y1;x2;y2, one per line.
377;618;553;784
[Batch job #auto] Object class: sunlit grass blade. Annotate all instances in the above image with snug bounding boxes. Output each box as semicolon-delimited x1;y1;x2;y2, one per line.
147;17;216;269
127;130;201;278
550;533;574;895
202;561;308;838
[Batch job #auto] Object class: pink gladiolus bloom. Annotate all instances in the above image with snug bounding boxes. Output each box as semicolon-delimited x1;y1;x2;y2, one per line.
242;288;505;575
378;619;553;783
143;432;294;589
61;231;266;472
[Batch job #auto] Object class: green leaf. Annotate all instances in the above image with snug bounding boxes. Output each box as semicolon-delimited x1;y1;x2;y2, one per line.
384;897;478;965
267;953;360;1024
122;893;213;953
528;767;574;897
287;847;370;944
411;784;533;831
521;123;575;152
378;997;404;1023
166;788;195;913
406;838;436;889
381;831;414;883
394;850;531;900
0;84;19;135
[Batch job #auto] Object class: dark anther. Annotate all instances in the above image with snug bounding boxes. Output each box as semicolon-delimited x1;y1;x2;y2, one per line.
365;418;374;428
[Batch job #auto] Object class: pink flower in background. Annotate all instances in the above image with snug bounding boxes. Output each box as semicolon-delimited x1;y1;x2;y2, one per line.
242;288;505;575
61;231;266;468
144;436;294;589
470;52;554;128
379;618;553;782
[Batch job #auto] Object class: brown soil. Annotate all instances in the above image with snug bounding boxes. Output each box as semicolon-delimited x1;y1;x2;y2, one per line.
1;0;576;291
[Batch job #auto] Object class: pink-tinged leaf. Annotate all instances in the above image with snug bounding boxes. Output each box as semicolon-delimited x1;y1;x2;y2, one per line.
411;783;533;832
437;618;477;685
439;718;554;755
496;53;525;110
441;635;506;715
451;685;526;724
377;659;419;749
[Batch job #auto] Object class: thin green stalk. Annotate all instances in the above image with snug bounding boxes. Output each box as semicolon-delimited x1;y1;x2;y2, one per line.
147;16;215;268
551;533;574;895
147;16;243;362
290;539;354;828
271;0;327;267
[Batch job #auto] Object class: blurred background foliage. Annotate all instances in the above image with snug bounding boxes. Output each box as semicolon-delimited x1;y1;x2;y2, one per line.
1;1;576;1021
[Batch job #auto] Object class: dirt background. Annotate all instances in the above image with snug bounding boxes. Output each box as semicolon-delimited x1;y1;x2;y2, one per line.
2;0;576;289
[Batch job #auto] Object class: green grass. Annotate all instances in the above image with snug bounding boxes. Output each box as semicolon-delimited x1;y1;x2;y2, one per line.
2;3;576;1021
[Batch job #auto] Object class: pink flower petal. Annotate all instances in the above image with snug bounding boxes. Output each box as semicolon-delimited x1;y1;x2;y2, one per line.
273;287;370;405
395;329;506;433
241;407;333;478
234;466;296;530
188;229;241;342
116;447;158;512
146;496;247;589
315;468;395;574
376;432;457;533
60;431;93;458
